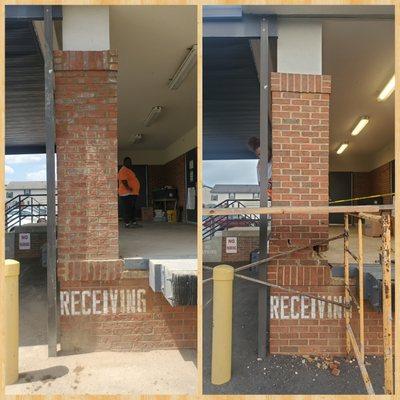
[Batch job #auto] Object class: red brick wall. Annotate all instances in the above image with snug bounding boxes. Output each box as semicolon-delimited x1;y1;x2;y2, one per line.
268;275;388;355
270;72;330;265
269;72;335;354
353;172;372;199
267;73;391;356
354;162;393;204
14;228;47;261
57;261;196;351
54;50;119;261
54;51;196;352
148;154;186;209
221;235;259;263
164;155;186;209
148;165;165;203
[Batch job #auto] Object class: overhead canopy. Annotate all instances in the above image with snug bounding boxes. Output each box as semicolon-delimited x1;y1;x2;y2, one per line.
203;9;395;171
5;6;197;157
203;37;260;160
6;19;45;154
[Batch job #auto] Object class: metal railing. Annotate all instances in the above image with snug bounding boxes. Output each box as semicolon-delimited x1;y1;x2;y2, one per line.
5;193;56;231
202;198;260;240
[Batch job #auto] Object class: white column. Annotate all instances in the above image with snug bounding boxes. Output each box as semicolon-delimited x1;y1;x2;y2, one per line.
277;18;322;75
62;6;110;51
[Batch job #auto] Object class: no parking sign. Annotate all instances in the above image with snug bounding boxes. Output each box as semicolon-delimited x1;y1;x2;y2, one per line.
19;233;30;250
225;237;237;253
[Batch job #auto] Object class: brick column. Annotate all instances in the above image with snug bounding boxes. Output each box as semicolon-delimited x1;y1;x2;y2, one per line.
268;72;336;355
266;73;391;356
54;50;119;261
53;52;196;353
270;72;331;266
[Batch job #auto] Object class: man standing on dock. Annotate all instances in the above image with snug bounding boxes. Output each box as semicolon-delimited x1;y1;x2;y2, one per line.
118;157;141;228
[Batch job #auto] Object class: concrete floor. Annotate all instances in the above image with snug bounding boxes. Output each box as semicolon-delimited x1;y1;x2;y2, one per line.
119;222;197;260
7;346;196;395
7;260;197;395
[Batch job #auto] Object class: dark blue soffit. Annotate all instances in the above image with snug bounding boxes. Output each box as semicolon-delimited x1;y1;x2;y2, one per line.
6;5;62;20
203;37;260;160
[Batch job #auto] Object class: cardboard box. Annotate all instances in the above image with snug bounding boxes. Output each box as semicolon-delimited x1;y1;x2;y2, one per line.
141;207;153;222
364;218;382;237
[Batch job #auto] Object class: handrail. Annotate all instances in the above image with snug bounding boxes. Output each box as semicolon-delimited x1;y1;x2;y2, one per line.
202;198;260;240
5;192;48;207
5;193;57;231
207;197;260;209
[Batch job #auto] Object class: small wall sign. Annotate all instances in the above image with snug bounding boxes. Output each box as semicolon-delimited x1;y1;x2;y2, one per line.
226;237;237;253
19;233;31;250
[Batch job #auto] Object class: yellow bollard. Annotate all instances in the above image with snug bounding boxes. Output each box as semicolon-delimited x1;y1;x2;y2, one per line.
211;264;234;385
5;259;20;385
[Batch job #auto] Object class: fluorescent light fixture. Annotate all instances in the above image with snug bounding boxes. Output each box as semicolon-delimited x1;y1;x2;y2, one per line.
351;117;369;136
144;106;162;127
168;45;197;90
378;75;395;101
336;143;348;155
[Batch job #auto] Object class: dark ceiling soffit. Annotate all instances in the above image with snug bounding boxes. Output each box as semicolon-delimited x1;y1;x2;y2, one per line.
6;5;62;20
203;14;278;38
6;145;47;155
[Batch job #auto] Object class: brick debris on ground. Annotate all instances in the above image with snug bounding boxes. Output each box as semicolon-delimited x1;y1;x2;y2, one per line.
202;268;385;395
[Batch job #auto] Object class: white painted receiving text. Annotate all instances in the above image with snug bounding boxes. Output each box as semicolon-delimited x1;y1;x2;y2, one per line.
270;295;346;320
60;289;147;316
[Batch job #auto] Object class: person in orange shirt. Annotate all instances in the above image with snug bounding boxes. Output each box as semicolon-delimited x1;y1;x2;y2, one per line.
118;157;141;228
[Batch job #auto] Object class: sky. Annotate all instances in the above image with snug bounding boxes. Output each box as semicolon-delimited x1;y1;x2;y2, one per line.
5;154;47;184
203;160;258;187
5;155;257;187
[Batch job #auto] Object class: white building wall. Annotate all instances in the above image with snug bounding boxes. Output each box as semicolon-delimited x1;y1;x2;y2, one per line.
203;190;260;208
5;188;47;205
203;186;212;206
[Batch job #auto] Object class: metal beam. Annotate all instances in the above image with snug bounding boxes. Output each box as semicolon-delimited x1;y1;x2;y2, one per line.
6;5;62;20
44;6;57;358
203;14;277;38
258;17;269;358
6;145;46;155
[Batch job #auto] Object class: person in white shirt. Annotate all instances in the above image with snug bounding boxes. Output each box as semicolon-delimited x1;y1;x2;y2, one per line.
247;136;272;199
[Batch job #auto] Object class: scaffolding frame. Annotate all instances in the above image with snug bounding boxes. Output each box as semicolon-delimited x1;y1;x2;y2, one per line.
343;211;393;395
204;204;394;394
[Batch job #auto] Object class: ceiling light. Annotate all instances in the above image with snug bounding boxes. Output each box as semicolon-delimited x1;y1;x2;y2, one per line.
378;75;395;101
351;117;369;136
144;106;162;127
336;143;348;155
129;133;143;144
168;45;197;90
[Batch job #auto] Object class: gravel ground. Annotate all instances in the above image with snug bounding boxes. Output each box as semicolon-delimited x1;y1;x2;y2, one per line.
203;267;385;395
